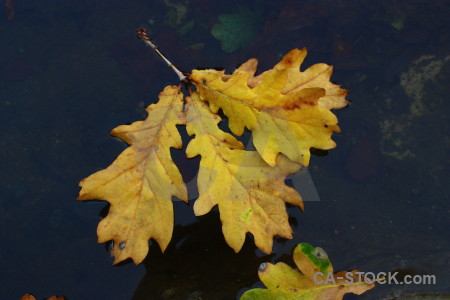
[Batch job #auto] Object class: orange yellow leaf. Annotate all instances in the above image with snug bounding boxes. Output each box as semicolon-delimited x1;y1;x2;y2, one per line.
241;243;375;299
21;295;65;300
259;48;348;110
185;93;303;253
78;85;187;264
227;49;348;109
190;49;344;166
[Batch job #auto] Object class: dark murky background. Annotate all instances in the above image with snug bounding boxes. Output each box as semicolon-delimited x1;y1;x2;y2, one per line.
0;0;449;299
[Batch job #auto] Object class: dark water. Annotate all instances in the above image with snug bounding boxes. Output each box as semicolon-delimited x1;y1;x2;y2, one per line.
0;0;449;299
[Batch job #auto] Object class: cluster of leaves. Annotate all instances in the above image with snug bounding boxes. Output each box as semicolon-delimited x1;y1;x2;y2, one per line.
241;243;375;299
78;48;348;265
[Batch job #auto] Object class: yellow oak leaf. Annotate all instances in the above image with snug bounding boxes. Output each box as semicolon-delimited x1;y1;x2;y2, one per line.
241;243;375;299
78;85;187;264
250;48;349;110
185;93;303;254
190;49;344;166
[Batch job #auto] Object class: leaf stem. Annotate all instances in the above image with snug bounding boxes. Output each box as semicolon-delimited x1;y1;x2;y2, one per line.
136;28;187;82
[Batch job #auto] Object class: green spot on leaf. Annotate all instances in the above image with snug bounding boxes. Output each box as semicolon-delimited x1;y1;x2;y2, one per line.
299;243;331;274
241;209;252;221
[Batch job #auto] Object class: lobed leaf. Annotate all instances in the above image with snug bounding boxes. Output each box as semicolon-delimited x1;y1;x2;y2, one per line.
241;243;375;300
190;49;345;166
185;93;303;253
78;85;187;264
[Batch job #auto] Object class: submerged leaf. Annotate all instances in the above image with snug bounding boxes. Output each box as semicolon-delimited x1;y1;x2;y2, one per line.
78;85;187;264
211;7;261;53
21;295;65;300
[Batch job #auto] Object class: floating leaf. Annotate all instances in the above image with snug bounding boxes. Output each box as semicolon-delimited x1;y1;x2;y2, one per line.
185;94;303;253
79;45;347;263
190;49;345;166
78;85;187;264
241;243;375;299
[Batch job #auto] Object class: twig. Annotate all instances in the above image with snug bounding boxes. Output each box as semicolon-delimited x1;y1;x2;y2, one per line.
136;28;187;82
